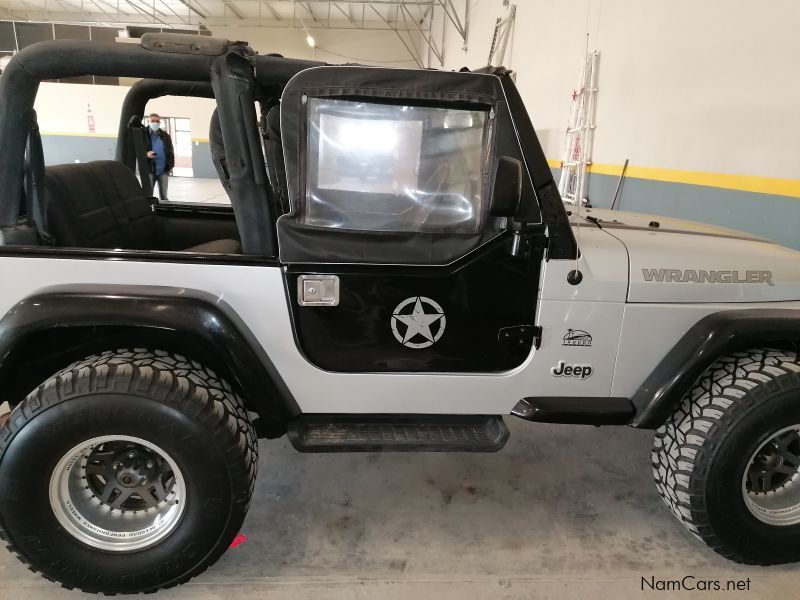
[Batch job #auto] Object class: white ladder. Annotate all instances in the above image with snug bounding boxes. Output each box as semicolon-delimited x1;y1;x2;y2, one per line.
558;50;599;206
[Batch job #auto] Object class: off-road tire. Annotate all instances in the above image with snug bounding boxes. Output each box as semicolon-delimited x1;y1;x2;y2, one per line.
0;349;258;594
653;348;800;564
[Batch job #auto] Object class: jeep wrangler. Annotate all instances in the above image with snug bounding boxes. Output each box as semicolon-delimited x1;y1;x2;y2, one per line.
0;33;799;594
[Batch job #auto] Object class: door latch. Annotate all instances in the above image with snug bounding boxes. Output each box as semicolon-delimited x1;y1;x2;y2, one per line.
297;274;340;306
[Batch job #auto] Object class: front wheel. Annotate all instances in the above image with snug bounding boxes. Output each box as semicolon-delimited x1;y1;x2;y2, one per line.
653;348;800;564
0;349;258;593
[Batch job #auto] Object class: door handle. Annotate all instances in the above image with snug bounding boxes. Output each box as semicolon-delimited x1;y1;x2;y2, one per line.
297;274;340;307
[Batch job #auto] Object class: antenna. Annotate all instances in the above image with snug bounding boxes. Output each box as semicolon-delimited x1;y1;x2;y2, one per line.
610;159;629;210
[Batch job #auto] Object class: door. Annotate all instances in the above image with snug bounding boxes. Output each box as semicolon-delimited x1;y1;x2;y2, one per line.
276;66;546;374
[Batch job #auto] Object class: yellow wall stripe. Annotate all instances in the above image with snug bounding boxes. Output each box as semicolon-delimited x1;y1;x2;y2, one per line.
547;159;800;199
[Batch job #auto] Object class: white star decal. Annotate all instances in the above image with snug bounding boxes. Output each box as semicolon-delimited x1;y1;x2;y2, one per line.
390;296;446;349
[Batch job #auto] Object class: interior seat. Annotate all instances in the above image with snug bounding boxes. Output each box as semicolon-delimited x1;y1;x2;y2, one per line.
45;160;240;253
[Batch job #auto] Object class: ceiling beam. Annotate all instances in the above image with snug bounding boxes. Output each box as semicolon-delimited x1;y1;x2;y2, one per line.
298;1;318;23
156;0;191;24
123;0;171;26
400;3;440;64
173;0;208;19
201;16;414;29
0;8;203;24
438;0;467;43
222;0;244;18
278;1;437;4
368;3;422;68
261;1;281;20
330;2;359;27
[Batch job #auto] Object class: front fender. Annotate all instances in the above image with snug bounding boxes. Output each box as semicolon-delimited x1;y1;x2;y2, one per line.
631;309;800;427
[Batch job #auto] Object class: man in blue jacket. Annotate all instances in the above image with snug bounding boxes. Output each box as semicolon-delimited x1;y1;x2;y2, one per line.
144;113;175;201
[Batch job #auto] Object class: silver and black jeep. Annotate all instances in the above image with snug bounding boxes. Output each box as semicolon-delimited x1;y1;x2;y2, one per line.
0;33;799;594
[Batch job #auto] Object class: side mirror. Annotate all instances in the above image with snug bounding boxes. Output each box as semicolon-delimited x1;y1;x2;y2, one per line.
489;156;522;217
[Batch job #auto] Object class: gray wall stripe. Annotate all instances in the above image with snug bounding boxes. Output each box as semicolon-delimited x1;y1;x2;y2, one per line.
40;135;217;180
552;168;800;251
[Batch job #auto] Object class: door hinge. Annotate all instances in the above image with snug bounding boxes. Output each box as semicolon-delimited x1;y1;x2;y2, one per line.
498;324;541;357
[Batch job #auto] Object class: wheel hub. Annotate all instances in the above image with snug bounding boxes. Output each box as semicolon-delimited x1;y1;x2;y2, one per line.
49;435;186;551
83;442;174;511
746;429;800;495
113;449;152;487
743;425;800;525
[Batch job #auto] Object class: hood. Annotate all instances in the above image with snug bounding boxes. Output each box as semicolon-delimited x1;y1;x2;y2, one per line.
572;208;800;303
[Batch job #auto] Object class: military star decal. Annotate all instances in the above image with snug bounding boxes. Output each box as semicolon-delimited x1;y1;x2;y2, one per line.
390;296;446;349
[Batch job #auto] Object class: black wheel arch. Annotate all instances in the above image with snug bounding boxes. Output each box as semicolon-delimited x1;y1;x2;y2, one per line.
0;284;299;437
631;308;800;428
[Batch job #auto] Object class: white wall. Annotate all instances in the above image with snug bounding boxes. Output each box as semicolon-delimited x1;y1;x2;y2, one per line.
34;82;217;140
437;0;800;180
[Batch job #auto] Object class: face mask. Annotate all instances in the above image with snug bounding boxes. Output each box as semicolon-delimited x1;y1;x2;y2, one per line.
149;122;160;132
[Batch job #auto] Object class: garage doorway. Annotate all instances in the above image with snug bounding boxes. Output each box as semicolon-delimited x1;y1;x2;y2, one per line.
160;116;193;177
144;115;193;177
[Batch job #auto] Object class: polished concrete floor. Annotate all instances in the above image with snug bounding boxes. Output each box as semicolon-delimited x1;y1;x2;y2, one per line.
168;177;230;205
1;419;797;599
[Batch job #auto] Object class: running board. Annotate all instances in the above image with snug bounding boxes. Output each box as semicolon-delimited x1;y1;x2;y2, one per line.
287;415;510;453
512;396;634;425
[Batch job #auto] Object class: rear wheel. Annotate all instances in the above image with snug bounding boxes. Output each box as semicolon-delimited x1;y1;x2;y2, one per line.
653;348;800;564
0;349;257;593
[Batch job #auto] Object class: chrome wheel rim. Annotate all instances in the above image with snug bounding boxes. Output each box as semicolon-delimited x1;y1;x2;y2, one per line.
49;435;186;551
742;425;800;526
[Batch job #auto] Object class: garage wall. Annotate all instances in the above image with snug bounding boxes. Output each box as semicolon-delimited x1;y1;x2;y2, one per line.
435;0;800;249
33;82;219;177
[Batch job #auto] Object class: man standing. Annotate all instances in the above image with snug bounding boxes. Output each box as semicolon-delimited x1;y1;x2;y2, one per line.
144;113;174;201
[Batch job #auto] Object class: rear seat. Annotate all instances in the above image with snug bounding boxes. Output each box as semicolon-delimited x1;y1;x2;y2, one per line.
45;160;240;253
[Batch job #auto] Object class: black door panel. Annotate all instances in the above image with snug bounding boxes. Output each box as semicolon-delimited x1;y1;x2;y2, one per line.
287;236;542;373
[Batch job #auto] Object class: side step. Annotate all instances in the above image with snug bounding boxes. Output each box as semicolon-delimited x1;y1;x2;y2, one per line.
512;396;634;425
288;415;509;453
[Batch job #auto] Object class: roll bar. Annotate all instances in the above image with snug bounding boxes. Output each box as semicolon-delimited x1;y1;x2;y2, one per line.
0;39;226;229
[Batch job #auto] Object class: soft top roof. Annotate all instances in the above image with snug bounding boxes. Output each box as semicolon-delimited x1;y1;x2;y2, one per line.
280;64;503;105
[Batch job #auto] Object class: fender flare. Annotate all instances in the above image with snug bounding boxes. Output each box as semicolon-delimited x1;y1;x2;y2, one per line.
0;284;299;435
631;308;800;428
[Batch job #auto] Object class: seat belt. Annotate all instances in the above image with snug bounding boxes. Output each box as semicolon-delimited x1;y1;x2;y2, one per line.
128;116;154;197
24;111;54;244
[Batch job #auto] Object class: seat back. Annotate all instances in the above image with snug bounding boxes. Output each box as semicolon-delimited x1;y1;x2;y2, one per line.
45;160;158;249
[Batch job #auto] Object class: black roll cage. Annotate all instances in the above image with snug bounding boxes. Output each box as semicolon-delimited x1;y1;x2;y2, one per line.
0;34;576;260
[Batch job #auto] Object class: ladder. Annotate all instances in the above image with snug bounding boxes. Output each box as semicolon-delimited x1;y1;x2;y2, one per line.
487;4;516;67
558;50;599;206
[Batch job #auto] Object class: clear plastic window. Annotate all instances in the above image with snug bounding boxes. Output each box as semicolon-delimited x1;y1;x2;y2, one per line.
304;98;490;233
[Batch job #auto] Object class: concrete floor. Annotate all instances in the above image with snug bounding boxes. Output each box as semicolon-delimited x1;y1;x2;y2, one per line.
167;177;230;205
1;419;797;599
